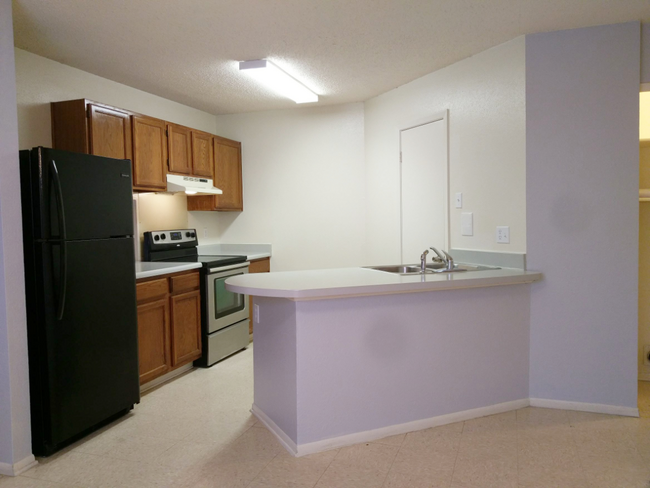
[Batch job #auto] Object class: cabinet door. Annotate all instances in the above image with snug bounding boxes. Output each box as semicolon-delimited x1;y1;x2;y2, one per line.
88;104;132;161
214;137;243;211
170;289;202;366
137;298;171;385
132;115;167;191
191;131;214;178
167;123;192;175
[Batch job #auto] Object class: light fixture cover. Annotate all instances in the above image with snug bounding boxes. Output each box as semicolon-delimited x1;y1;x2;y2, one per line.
239;59;318;104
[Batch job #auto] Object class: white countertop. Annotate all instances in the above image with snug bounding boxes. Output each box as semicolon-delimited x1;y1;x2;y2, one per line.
135;262;202;280
198;243;271;261
225;266;542;300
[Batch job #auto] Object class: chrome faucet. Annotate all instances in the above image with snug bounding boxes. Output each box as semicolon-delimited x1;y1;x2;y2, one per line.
430;246;455;271
420;249;429;273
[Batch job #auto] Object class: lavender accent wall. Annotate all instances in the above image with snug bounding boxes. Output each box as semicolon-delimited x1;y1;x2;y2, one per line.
527;22;640;408
253;297;298;441
254;284;530;447
0;0;33;471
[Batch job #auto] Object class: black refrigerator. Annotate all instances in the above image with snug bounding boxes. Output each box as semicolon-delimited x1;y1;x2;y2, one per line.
20;147;140;456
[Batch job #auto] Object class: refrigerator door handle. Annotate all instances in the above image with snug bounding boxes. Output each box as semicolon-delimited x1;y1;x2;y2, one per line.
50;160;67;240
50;160;68;320
55;241;67;321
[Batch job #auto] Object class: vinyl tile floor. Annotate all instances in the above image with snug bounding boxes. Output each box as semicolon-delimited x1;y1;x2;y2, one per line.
2;348;650;488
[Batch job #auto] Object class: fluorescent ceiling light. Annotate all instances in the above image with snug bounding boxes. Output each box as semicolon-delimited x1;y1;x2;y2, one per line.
239;59;318;104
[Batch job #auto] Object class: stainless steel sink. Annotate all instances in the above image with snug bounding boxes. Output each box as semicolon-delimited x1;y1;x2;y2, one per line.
367;263;499;275
427;263;499;273
367;264;430;274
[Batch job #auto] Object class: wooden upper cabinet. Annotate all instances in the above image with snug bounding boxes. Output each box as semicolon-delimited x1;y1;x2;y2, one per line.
186;135;243;211
214;136;243;211
88;104;132;161
191;130;214;178
52;99;244;207
51;99;132;160
132;114;167;191
167;123;192;175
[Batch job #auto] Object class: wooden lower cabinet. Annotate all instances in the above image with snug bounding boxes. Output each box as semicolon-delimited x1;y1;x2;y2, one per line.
248;257;271;336
136;298;170;385
170;289;202;366
136;270;202;386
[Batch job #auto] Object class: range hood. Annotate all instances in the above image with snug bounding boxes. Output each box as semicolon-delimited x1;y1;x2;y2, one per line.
166;174;222;195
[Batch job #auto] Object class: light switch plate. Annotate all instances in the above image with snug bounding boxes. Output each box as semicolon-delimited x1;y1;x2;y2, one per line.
496;226;510;244
461;212;473;236
455;193;463;209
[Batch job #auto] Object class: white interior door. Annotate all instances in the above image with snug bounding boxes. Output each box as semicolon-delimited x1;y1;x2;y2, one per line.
400;116;448;264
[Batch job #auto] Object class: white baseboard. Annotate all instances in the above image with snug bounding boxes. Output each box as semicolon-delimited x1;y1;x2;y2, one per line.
253;398;529;457
250;404;298;455
0;454;38;476
529;398;639;417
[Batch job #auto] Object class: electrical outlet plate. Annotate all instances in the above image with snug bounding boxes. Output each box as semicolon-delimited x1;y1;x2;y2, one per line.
496;226;510;244
644;344;650;366
254;304;260;324
461;212;473;236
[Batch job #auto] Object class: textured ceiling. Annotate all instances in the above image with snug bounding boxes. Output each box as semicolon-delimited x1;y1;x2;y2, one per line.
12;0;650;115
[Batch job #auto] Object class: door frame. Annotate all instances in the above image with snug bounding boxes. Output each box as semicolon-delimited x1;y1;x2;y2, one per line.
398;110;450;262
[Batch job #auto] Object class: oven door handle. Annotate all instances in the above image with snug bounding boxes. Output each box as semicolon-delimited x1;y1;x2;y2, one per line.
208;262;250;274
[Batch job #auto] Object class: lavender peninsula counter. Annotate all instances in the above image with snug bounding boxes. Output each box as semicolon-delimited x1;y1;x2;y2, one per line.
226;266;541;456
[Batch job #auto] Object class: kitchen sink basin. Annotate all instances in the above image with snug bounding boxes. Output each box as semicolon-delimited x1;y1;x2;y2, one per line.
428;263;500;272
368;264;430;274
366;263;499;275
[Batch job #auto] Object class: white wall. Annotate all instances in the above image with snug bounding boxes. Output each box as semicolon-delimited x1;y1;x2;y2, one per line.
135;193;188;251
0;0;34;474
191;104;366;271
14;48;219;245
364;37;526;265
527;22;640;408
15;49;217;149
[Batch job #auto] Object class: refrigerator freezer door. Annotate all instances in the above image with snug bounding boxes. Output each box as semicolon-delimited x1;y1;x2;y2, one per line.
31;237;139;453
28;147;134;241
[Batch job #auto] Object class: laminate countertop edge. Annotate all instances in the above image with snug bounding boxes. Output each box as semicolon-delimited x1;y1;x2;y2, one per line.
225;267;542;300
135;262;203;280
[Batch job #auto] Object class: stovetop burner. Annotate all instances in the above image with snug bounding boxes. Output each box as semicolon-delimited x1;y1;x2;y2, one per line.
160;254;247;268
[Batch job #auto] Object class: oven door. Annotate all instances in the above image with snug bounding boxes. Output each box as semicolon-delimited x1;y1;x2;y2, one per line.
206;262;249;334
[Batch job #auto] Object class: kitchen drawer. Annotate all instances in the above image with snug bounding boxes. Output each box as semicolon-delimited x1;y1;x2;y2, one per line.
170;271;200;295
207;319;249;365
136;278;169;303
249;257;270;274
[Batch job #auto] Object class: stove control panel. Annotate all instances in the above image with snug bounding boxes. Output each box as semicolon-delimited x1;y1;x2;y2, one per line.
143;229;199;261
149;229;196;244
